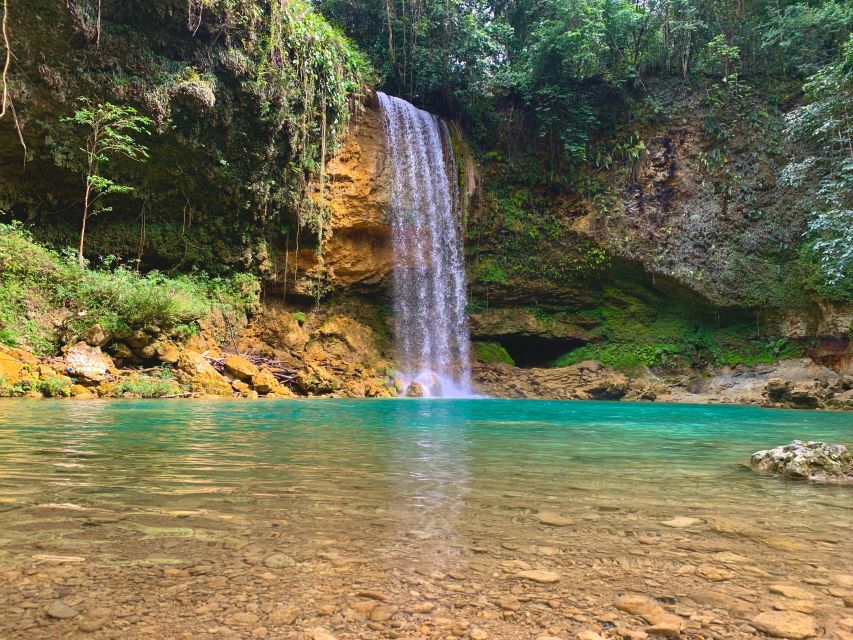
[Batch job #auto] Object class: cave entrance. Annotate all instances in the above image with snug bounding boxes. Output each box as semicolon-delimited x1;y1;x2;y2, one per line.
497;336;583;368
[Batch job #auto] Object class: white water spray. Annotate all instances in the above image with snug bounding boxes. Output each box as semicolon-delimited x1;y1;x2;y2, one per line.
377;92;472;397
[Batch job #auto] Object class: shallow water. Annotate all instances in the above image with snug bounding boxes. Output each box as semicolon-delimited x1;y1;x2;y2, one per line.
0;399;850;639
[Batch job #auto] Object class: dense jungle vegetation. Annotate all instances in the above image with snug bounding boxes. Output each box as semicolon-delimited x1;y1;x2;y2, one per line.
0;0;850;370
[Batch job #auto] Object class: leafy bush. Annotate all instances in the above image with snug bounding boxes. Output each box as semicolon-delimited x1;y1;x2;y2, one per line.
0;223;260;354
112;377;183;398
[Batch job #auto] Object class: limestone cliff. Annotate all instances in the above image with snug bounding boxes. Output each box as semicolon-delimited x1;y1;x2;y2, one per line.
311;100;393;289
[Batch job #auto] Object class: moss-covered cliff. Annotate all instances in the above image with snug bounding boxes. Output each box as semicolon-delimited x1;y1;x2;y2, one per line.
1;0;369;276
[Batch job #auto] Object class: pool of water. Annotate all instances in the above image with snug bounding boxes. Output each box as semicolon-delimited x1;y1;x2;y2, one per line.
0;399;850;639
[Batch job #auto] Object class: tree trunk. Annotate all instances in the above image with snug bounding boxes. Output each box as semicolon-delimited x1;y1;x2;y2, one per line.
79;180;92;268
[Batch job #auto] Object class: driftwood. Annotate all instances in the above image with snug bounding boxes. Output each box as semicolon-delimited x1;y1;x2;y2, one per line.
203;352;299;385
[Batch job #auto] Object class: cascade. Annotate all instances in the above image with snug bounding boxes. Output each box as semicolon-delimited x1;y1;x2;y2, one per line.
377;92;472;397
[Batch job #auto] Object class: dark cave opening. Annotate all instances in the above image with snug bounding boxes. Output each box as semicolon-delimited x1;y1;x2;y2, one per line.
496;335;585;368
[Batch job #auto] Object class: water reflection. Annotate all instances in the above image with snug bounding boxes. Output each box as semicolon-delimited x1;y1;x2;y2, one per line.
0;399;850;639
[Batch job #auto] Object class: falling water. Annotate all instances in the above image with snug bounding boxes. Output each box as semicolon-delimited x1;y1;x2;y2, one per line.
377;92;472;397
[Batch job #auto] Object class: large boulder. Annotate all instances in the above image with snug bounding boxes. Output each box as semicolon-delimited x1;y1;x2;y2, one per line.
224;354;260;381
176;349;233;396
0;347;29;382
65;342;115;383
750;440;852;484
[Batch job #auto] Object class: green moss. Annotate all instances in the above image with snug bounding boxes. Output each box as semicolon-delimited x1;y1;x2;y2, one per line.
473;341;515;365
550;283;805;373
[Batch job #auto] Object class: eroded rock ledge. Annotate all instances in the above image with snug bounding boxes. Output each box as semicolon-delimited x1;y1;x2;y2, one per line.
473;358;853;409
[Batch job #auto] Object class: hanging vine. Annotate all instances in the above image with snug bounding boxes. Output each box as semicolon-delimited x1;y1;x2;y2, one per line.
0;0;10;118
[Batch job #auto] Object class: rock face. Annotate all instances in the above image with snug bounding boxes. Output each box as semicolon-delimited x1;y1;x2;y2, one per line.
473;361;645;401
308;101;393;289
750;440;853;484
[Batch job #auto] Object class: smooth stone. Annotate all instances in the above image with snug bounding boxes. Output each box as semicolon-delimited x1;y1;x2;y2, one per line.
697;564;734;581
263;553;295;569
577;632;606;640
228;612;260;626
770;584;814;600
772;600;816;614
517;570;561;583
78;617;106;633
536;511;573;527
310;629;338;640
660;517;701;528
645;620;683;637
751;611;816;639
46;600;79;619
369;605;397;622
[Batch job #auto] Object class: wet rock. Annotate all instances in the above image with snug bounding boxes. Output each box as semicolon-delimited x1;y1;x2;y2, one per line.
750;440;852;484
65;342;114;382
46;600;79;619
751;610;816;638
535;511;573;526
405;381;425;398
224;355;259;381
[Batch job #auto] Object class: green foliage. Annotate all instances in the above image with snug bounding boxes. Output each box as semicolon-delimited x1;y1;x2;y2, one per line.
36;377;72;398
472;341;515;366
550;286;804;373
5;0;373;279
112;376;183;398
0;223;259;354
60;98;153;265
783;36;853;291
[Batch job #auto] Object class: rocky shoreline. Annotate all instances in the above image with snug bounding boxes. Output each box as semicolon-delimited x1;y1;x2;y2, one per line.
473;358;853;410
3;330;853;410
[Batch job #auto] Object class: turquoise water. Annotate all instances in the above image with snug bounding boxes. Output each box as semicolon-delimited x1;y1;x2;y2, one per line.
0;399;850;639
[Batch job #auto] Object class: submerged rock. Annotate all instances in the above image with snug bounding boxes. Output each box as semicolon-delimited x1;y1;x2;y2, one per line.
750;440;852;484
751;610;816;639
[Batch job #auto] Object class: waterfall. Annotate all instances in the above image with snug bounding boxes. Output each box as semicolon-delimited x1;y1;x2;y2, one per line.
377;92;472;398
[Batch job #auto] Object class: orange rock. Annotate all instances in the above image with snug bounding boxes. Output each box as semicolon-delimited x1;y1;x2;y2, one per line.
224;355;259;381
176;349;233;396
